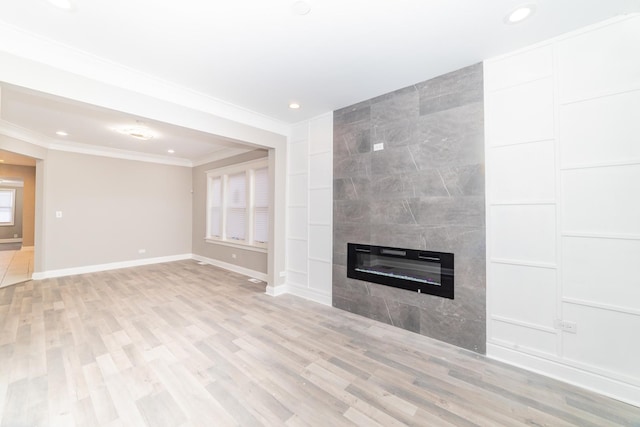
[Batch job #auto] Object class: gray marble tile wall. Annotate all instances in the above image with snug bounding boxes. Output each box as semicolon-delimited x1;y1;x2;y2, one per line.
332;63;486;353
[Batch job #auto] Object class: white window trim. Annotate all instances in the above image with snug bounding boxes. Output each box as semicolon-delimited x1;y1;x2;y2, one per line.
203;237;268;253
205;158;269;250
0;188;16;227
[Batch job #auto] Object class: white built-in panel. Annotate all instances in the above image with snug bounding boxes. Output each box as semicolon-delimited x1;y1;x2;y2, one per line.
286;114;333;303
490;263;556;328
309;225;332;261
490;140;555;202
309;152;332;189
562;165;640;236
287;207;307;240
485;78;554;146
562;303;640;384
289;141;308;174
287;239;308;274
557;17;640;103
562;237;640;311
309;188;332;225
309;113;333;154
286;269;307;288
309;260;332;294
290;122;310;142
485;15;640;406
288;174;308;207
484;45;553;92
491;319;557;356
491;205;556;264
560;90;640;167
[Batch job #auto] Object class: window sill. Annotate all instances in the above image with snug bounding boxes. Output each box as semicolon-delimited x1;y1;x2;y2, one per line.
204;238;268;253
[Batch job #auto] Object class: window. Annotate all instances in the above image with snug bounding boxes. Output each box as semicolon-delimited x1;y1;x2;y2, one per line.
253;167;269;243
208;177;222;238
206;159;269;249
226;172;247;240
0;189;16;226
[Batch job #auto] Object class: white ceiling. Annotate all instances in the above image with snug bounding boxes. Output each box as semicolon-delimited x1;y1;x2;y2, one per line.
0;84;255;164
0;0;638;163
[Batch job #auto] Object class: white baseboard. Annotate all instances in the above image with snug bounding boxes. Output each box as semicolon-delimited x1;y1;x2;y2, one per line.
282;282;332;306
31;254;192;280
30;253;332;309
0;238;22;243
487;343;640;408
191;254;267;282
265;284;289;297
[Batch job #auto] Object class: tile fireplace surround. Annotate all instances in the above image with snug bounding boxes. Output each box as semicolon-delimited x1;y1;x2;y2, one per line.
332;63;486;353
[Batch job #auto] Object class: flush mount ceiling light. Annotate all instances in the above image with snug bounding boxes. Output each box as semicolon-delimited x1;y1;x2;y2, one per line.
167;149;175;154
115;122;155;141
47;0;74;10
289;102;301;109
291;1;311;16
505;4;536;24
56;130;68;136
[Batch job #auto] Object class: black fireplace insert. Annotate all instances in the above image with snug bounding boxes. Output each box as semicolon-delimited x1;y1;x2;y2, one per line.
347;243;454;299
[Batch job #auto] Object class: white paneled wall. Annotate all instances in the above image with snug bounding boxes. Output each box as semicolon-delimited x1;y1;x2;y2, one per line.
285;113;333;305
485;15;640;406
559;91;640;166
489;140;556;202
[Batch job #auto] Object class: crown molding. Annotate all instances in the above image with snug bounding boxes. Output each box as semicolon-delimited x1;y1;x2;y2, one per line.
48;141;193;167
0;120;51;149
192;147;256;167
0;120;193;167
0;120;264;168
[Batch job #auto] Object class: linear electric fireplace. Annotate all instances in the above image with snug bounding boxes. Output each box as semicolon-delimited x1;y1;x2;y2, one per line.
347;243;454;299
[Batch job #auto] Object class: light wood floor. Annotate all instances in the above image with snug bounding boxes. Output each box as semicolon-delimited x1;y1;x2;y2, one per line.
0;260;638;426
0;246;33;288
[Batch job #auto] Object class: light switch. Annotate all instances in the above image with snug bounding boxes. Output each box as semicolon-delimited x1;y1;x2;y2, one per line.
56;211;63;218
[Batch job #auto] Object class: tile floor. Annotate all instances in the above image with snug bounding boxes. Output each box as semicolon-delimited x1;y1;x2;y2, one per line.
0;246;33;288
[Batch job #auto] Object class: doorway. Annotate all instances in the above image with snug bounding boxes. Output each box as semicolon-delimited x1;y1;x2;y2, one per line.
0;150;36;288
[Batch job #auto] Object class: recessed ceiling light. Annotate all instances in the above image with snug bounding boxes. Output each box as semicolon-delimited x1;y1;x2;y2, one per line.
0;160;4;163
167;149;175;154
291;1;311;16
289;103;301;109
47;0;74;10
56;131;68;136
505;4;536;24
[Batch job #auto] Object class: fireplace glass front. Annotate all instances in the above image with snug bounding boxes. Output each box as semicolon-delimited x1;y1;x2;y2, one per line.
347;243;454;299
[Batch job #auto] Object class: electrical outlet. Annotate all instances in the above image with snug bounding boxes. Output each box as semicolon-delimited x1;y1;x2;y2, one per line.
556;320;578;334
55;211;63;218
373;142;384;151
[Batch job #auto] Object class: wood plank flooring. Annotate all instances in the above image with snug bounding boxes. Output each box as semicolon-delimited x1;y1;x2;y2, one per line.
0;260;638;426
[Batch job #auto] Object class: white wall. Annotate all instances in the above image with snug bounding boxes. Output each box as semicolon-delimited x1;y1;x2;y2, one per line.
40;150;192;274
284;113;333;305
485;15;640;406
